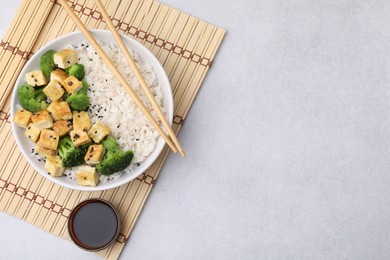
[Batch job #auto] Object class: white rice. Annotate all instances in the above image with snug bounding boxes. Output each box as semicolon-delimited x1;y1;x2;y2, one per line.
63;41;164;183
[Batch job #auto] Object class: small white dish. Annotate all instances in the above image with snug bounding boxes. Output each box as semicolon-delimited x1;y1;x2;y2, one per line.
10;30;173;191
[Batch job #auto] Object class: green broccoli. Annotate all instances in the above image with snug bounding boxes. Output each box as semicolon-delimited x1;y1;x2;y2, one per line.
17;84;47;112
58;136;89;167
66;79;89;111
96;136;133;176
65;64;85;80
78;79;89;95
40;50;55;77
34;87;47;102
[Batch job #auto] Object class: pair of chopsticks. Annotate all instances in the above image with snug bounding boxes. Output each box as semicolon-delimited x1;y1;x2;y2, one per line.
57;0;185;157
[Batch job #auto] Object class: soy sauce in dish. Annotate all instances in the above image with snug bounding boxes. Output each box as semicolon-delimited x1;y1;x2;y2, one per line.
68;199;120;251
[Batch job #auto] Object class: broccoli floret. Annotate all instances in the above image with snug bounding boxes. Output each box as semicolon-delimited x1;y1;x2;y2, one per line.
65;64;85;80
58;136;89;167
35;87;47;102
66;79;89;111
66;94;89;111
40;50;55;77
17;84;47;112
79;80;89;95
96;136;133;176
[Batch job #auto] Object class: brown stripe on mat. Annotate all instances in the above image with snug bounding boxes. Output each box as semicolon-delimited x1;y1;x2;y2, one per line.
0;0;225;259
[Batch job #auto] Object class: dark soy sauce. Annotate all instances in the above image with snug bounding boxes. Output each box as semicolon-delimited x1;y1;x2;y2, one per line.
68;199;120;251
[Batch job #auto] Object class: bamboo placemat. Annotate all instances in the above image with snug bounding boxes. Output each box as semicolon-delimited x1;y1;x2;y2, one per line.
0;0;225;258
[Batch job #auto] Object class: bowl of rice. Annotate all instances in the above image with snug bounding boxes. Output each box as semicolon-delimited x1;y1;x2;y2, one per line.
10;30;173;191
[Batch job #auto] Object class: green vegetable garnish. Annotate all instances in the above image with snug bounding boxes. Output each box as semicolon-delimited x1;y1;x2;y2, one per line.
96;136;133;175
58;136;89;167
40;50;55;77
17;84;47;112
65;64;85;80
66;79;90;111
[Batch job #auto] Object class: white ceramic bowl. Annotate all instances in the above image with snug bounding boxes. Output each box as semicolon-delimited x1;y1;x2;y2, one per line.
10;30;173;191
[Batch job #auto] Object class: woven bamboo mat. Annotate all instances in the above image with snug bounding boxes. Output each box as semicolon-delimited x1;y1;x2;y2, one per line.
0;0;225;258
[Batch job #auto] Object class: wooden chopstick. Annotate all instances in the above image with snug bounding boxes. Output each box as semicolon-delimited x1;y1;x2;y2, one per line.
57;0;178;154
93;0;186;157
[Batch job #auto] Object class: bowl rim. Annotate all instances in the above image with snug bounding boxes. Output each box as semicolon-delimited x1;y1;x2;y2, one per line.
10;29;173;191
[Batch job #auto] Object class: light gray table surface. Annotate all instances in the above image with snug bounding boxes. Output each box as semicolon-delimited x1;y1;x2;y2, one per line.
2;0;390;259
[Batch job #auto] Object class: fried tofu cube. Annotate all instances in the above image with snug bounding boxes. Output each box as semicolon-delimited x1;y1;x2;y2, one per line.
25;70;47;87
53;49;78;69
73;111;91;131
70;128;91;147
13;109;32;128
75;165;99;187
84;144;105;165
24;123;41;143
45;155;64;177
43;80;64;101
31;110;53;130
47;101;72;121
53;120;73;136
88;121;111;143
50;69;68;83
34;144;56;157
62;76;83;93
37;129;59;150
